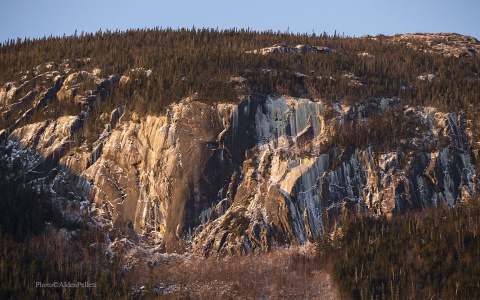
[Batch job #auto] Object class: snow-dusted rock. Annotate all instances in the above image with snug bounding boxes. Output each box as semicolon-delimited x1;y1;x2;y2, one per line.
1;62;478;258
389;33;480;58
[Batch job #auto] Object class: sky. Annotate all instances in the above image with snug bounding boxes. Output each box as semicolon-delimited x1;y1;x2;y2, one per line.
1;0;479;43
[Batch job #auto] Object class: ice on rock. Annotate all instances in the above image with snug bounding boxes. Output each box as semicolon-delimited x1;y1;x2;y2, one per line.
253;96;325;143
3;68;478;258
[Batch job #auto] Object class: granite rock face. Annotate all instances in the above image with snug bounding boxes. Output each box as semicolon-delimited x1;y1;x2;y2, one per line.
83;100;240;252
191;98;478;255
2;93;478;255
1;46;479;256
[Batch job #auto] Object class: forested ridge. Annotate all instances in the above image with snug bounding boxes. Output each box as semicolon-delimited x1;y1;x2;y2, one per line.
1;28;480;299
1;28;479;121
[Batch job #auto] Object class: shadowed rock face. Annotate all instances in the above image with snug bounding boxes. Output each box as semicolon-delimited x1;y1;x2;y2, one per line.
192;99;478;255
1;64;478;256
296;115;314;148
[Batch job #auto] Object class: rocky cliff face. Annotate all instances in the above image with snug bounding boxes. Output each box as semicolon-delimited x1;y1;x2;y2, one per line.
3;92;477;255
1;35;479;256
192;97;478;256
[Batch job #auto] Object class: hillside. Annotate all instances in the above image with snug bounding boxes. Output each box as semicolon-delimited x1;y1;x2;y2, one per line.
1;28;480;298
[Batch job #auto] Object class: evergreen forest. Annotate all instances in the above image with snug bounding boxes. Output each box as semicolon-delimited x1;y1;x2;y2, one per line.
1;28;480;299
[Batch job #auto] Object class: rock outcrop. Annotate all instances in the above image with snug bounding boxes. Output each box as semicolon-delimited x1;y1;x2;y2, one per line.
2;81;479;256
387;33;480;58
246;44;334;55
190;97;478;255
1;50;478;257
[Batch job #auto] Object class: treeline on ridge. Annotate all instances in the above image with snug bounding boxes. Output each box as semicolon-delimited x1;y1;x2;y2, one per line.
0;28;479;121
